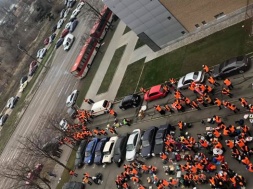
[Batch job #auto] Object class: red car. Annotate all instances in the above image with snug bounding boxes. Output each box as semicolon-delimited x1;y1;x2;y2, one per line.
44;37;49;45
61;29;69;38
144;84;167;101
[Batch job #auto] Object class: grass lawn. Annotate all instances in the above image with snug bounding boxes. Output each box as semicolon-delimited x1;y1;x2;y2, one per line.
56;149;76;189
123;26;131;34
97;45;126;94
76;21;119;106
134;38;145;50
116;21;253;97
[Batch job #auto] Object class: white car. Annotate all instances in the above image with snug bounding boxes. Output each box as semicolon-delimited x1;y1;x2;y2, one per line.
65;22;72;29
66;90;79;107
76;2;84;11
19;76;28;93
63;34;75;51
59;119;69;131
102;136;118;164
36;48;47;59
57;18;64;29
6;96;19;109
70;9;80;19
177;71;205;90
126;129;141;161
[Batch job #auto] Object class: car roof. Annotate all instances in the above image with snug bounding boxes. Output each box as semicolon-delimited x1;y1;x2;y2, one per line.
143;126;156;140
155;129;166;139
127;131;139;144
115;135;127;148
149;85;162;94
122;94;134;102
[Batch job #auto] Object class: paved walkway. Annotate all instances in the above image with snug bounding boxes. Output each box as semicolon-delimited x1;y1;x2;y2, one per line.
50;9;247;188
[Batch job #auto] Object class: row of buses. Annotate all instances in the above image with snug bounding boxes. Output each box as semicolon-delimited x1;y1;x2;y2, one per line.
70;5;113;79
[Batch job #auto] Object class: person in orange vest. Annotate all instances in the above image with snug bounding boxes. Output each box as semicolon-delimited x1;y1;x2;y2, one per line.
241;155;251;165
202;64;212;75
249;104;253;113
164;104;174;114
204;93;214;105
246;163;253;172
169;178;178;187
215;154;225;163
182;97;192;108
138;184;146;189
99;128;108;136
213;115;222;124
174;90;183;99
225;140;234;149
83;176;92;185
214;98;222;110
131;176;140;183
169;78;177;87
160;152;168;161
197;96;207;107
208;76;220;86
140;87;147;94
122;182;130;189
213;128;222;139
93;127;101;136
228;103;240;113
163;84;171;94
84;98;94;104
205;84;213;94
239;97;249;109
199;139;209;149
191;100;201;110
241;125;251;136
69;170;78;177
109;109;117;117
107;125;118;135
222;88;233;98
141;164;149;173
149;165;157;174
224;78;233;89
178;121;185;131
154;105;166;115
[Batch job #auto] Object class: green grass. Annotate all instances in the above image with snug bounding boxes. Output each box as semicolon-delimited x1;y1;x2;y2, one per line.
123;26;131;34
134;38;145;50
116;58;145;99
97;45;126;94
116;21;253;97
76;20;120;106
56;149;76;189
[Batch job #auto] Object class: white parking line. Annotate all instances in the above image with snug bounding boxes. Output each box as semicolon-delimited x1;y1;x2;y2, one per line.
65;84;71;94
58;87;64;97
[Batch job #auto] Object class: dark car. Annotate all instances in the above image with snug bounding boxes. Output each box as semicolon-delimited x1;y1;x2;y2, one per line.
49;33;56;43
55;38;64;49
61;29;69;38
75;140;88;168
213;56;251;79
84;138;99;165
113;134;129;167
62;182;85;189
29;61;38;76
67;0;76;8
140;126;158;158
119;94;141;110
94;137;109;165
153;124;171;155
0;114;8;126
52;25;57;32
69;19;79;33
60;9;66;18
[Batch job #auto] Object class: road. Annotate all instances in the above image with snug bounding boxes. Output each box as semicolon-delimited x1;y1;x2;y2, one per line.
0;5;102;188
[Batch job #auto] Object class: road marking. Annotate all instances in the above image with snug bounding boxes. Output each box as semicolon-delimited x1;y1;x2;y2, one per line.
58;87;64;97
65;84;71;94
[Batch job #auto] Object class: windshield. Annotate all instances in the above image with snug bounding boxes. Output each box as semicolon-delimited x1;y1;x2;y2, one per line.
126;144;134;151
155;139;163;145
142;140;149;147
104;151;110;155
95;151;101;156
85;151;91;157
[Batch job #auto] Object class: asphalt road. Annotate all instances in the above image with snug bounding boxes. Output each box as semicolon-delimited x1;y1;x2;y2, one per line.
0;5;102;188
71;64;253;189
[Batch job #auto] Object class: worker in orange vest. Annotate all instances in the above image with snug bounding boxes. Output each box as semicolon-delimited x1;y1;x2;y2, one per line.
99;128;108;136
154;105;166;115
69;170;78;177
197;96;207;107
225;140;234;149
191;100;201;110
160;152;168;161
249;104;253;113
138;184;146;189
107;125;118;135
109;109;117;117
208;76;220;86
164;104;174;113
246;163;253;172
214;98;222;110
202;64;212;75
131;176;140;183
228;103;240;113
93;127;101;136
224;78;233;89
222;88;233;98
239;97;249;109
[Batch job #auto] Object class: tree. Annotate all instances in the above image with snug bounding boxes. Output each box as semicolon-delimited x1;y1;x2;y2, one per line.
0;157;51;189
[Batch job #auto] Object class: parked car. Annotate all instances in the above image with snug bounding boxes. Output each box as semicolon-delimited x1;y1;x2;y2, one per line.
6;96;19;109
140;126;158;158
55;38;64;49
84;138;99;165
52;25;57;32
0;114;8;126
153;124;171;155
75;140;88;168
59;119;69;131
113;134;129;167
213;56;251;79
62;182;85;189
63;33;75;51
76;2;85;11
70;8;80;19
29;61;38;76
60;9;66;18
94;137;109;165
44;37;49;45
126;129;141;161
102;136;118;164
119;94;141;110
19;76;28;92
36;48;47;59
90;99;112;116
69;19;79;32
65;22;72;29
67;0;76;8
67;106;78;119
64;8;70;18
144;84;167;101
66;89;78;107
49;33;56;43
57;18;64;29
61;29;69;38
177;71;205;90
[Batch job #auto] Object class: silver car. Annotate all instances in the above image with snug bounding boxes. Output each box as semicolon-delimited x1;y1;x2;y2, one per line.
6;96;19;109
177;71;205;90
57;19;64;29
36;48;47;59
66;90;79;107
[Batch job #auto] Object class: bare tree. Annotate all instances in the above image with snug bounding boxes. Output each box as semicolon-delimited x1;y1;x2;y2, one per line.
0;158;51;189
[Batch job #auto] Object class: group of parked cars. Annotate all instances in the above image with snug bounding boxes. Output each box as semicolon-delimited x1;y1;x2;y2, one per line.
75;124;175;168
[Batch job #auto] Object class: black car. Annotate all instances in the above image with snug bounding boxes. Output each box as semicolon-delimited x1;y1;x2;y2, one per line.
52;25;57;32
69;20;79;33
67;0;76;8
113;134;129;167
60;9;66;18
153;124;172;155
75;140;88;168
55;38;64;49
94;137;109;165
140;126;158;158
49;33;56;43
62;182;85;189
20;76;28;85
213;56;251;79
119;94;141;110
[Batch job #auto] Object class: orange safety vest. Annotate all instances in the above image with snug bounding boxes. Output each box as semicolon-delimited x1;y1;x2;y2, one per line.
213;129;221;138
203;65;209;73
178;121;183;130
226;140;234;148
224;78;231;86
214;98;221;106
155;105;162;111
208;77;215;84
222;88;230;95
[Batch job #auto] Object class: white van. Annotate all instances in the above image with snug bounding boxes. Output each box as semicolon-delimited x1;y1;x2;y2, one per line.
91;99;112;116
63;33;75;51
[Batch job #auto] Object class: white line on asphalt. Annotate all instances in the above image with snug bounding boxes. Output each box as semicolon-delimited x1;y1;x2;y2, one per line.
65;84;71;94
58;87;64;97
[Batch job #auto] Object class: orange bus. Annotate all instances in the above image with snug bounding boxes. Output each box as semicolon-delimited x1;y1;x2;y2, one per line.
70;6;112;79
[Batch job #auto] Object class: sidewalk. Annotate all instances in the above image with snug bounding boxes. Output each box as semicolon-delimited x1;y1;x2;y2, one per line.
51;9;247;188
